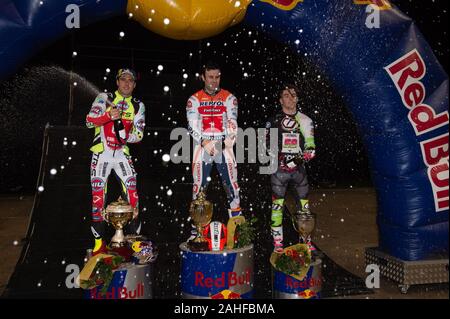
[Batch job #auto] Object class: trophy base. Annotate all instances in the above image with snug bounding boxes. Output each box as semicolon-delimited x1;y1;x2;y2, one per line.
187;241;209;252
110;241;127;248
111;229;127;249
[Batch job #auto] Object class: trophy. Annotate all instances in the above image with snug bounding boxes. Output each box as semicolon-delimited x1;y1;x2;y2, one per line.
104;197;133;248
291;211;316;251
188;191;213;252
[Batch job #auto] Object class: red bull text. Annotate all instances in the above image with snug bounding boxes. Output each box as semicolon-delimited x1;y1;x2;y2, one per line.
385;49;449;212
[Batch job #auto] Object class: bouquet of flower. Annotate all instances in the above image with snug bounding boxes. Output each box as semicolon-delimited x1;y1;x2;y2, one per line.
270;243;311;281
79;254;124;294
234;217;257;249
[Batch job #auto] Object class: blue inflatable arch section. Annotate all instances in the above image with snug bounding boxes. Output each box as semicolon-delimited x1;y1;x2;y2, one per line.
0;0;448;261
0;0;127;79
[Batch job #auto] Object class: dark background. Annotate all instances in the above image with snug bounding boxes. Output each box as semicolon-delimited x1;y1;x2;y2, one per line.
0;0;448;194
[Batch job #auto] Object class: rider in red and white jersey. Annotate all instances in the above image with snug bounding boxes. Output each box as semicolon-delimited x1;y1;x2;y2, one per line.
186;61;242;234
86;68;145;255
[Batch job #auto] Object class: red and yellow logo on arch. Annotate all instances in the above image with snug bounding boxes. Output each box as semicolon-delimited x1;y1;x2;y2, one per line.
260;0;303;11
354;0;391;10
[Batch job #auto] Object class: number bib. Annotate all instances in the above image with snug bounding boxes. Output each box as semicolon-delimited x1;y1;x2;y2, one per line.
281;133;301;153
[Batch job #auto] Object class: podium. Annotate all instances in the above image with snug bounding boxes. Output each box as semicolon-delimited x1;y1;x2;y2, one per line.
180;243;254;299
272;258;322;299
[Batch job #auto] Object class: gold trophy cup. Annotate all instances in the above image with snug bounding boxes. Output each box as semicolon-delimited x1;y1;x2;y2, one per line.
104;197;133;248
291;211;316;250
188;191;213;251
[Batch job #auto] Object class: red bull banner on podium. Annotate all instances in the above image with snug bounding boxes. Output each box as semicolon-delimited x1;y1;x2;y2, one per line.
180;243;254;299
272;258;322;299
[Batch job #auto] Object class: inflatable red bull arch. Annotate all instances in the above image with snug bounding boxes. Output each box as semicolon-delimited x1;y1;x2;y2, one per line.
0;0;448;261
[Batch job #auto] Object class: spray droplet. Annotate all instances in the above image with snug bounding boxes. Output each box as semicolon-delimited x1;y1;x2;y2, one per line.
162;154;170;162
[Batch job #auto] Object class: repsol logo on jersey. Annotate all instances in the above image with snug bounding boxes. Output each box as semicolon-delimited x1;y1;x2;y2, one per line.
200;101;224;107
91;178;105;192
125;177;137;190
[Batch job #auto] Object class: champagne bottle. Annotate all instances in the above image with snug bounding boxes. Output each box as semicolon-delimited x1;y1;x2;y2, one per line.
285;153;303;168
113;100;126;144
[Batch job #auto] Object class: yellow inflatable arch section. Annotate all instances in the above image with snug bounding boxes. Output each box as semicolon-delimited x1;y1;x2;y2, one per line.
128;0;253;40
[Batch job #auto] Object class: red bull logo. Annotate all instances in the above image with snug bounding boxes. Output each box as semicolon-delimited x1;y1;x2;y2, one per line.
195;268;251;288
285;276;322;289
89;282;145;299
297;289;317;299
385;49;449;212
181;246;254;299
353;0;391;10
210;289;241;299
260;0;303;11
